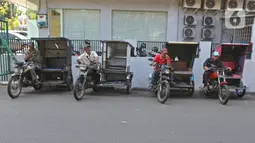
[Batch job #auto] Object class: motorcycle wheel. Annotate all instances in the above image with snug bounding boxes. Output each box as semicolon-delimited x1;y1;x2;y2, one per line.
218;84;230;105
157;80;170;104
73;79;85;101
7;76;22;99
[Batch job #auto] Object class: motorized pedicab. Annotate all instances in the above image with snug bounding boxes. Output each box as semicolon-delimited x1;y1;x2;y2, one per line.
202;43;251;105
165;41;200;96
7;37;73;99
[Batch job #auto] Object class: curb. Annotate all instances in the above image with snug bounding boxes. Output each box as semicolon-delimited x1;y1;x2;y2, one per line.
0;81;7;86
1;82;254;95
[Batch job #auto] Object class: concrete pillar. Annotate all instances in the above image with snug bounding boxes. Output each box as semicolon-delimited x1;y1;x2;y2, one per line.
193;41;212;89
167;0;179;41
100;7;112;40
38;0;49;37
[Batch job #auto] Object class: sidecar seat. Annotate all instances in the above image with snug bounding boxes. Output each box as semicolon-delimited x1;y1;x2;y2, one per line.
222;61;236;70
222;61;241;78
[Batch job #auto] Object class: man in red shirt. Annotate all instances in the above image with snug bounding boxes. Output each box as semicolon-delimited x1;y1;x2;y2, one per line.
150;48;174;87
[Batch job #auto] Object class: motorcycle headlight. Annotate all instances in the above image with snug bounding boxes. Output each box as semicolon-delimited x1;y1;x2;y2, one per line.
14;68;19;73
165;69;170;74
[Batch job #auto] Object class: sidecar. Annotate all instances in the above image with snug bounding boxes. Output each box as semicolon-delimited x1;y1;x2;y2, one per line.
32;37;73;91
165;42;200;96
214;43;252;98
100;40;134;94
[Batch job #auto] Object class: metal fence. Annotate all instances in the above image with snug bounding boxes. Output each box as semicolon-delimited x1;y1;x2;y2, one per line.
71;40;101;54
137;41;165;53
0;19;11;81
9;39;102;55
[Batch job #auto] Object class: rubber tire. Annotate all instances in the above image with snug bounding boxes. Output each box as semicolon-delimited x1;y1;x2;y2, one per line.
67;72;74;91
218;84;230;105
157;80;170;104
126;78;132;94
33;84;42;90
187;81;195;96
236;81;246;98
73;80;84;101
7;76;22;99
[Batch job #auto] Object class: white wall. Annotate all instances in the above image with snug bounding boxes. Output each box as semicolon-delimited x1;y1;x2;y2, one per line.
38;0;224;43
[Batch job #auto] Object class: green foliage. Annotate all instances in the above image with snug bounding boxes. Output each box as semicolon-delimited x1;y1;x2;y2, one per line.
0;0;21;30
27;10;37;20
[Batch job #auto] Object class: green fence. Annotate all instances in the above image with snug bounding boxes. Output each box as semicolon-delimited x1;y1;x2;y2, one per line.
0;19;11;81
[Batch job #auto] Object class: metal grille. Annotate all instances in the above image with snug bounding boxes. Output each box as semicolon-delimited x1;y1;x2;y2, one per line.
219;16;254;59
137;41;165;54
221;17;254;43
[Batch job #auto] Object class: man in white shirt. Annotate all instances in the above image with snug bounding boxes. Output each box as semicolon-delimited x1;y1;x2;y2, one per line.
77;45;98;67
77;44;100;83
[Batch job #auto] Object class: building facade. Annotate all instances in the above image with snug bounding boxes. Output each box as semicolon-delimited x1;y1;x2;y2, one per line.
39;0;227;42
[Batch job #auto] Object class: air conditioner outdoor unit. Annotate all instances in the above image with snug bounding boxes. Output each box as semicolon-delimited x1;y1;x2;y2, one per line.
245;0;255;11
203;16;216;26
203;0;221;10
184;15;197;25
201;28;214;39
225;0;244;10
183;27;196;38
183;0;202;8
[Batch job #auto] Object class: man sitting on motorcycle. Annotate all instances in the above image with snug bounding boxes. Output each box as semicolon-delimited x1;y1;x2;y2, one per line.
24;42;41;84
150;48;175;88
77;44;99;82
203;51;231;87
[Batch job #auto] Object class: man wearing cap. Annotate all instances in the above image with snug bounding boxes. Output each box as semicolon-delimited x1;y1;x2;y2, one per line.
203;51;231;86
24;42;41;84
150;48;175;88
77;43;99;82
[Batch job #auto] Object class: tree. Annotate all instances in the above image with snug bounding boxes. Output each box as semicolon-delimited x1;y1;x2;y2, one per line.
0;0;22;30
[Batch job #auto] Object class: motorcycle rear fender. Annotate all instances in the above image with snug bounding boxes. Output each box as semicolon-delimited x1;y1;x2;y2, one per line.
220;81;228;85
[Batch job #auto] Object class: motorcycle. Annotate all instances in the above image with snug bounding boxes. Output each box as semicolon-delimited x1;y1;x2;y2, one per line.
7;61;41;99
204;67;230;105
73;62;101;101
148;58;171;104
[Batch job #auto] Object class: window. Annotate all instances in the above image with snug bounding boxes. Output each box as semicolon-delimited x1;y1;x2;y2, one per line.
112;10;167;41
63;9;101;40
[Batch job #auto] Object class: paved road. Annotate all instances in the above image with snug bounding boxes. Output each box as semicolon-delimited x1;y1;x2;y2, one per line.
0;87;255;143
